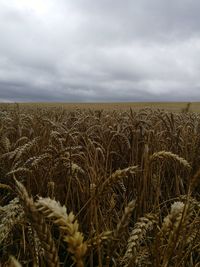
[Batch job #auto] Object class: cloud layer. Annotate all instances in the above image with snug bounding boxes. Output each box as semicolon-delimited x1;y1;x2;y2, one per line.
0;0;200;102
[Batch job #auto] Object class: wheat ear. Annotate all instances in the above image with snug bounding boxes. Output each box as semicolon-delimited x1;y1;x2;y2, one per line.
36;197;87;267
159;201;188;267
99;166;138;195
0;198;24;243
123;214;157;267
14;179;60;267
150;151;191;170
115;200;136;238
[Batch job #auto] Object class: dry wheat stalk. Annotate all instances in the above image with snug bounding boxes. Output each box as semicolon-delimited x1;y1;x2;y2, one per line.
105;200;136;266
36;197;87;267
189;167;200;192
6;168;32;176
0;183;12;190
14;179;60;267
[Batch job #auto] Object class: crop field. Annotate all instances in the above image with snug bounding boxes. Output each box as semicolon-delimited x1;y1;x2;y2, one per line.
0;103;200;266
2;101;200;112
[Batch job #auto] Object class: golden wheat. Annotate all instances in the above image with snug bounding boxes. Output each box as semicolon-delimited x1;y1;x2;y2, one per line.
0;104;200;266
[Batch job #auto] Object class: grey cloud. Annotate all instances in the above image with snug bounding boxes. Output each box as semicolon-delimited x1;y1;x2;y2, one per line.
0;0;200;102
71;0;200;43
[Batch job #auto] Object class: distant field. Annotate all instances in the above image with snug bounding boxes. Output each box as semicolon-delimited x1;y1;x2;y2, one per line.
1;102;200;112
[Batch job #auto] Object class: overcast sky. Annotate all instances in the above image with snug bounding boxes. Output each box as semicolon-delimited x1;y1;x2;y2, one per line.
0;0;200;102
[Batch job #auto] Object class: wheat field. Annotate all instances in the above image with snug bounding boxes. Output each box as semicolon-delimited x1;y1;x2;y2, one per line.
0;103;200;266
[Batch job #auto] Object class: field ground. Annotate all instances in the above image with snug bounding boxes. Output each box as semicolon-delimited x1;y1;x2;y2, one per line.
1;101;200;112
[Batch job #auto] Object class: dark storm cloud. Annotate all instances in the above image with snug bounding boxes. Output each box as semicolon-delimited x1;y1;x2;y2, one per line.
0;0;200;102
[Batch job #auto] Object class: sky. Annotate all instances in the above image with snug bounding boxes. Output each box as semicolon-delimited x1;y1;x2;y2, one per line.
0;0;200;102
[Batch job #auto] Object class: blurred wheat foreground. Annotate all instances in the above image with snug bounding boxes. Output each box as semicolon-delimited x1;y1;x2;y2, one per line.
0;103;200;266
